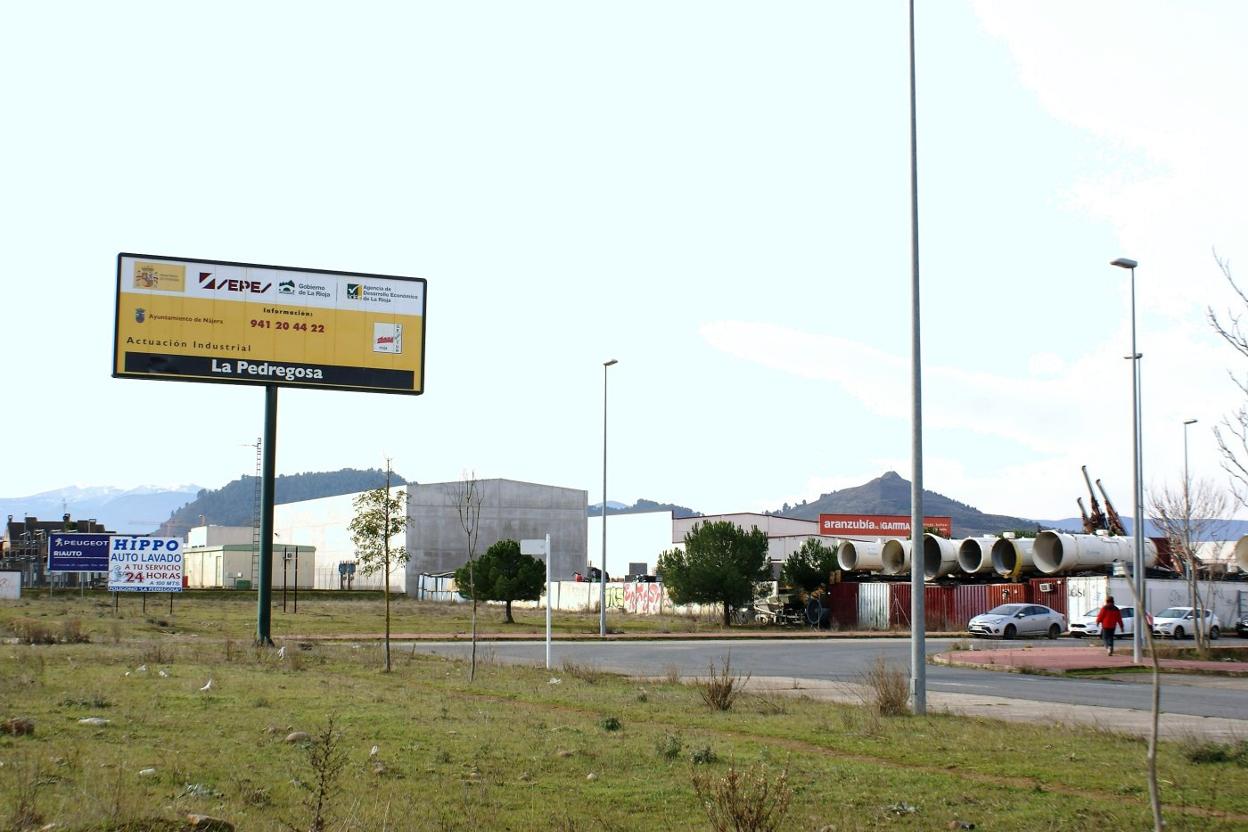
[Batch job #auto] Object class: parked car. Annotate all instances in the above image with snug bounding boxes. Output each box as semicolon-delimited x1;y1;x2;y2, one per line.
968;603;1066;640
1069;606;1139;639
1238;614;1248;638
1151;606;1221;640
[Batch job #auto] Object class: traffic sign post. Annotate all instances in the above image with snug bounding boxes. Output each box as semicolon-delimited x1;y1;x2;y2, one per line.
521;536;552;669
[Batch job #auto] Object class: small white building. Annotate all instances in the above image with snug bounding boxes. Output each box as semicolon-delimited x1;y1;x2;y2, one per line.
183;533;317;590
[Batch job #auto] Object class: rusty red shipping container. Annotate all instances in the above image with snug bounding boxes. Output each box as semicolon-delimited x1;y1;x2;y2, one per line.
823;582;859;630
952;583;1028;630
1028;577;1067;616
888;584;955;631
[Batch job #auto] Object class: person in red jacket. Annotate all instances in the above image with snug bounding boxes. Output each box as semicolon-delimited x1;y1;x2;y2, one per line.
1096;596;1125;656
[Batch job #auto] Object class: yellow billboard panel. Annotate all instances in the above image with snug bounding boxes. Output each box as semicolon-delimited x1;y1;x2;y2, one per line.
113;254;426;394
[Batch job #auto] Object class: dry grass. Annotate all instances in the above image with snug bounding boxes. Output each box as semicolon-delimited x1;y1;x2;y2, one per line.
860;656;910;717
691;764;791;832
698;655;750;712
7;617;90;644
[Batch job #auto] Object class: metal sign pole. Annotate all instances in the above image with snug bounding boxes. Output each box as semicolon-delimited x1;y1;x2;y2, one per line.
256;385;278;646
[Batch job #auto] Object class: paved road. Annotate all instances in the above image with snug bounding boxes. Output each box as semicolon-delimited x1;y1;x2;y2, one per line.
404;637;1248;721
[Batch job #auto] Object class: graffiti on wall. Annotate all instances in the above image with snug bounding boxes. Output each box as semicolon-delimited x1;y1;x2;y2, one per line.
623;582;665;615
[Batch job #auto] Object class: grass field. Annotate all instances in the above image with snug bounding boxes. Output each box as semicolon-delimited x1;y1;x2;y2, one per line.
0;589;730;643
3;597;1248;830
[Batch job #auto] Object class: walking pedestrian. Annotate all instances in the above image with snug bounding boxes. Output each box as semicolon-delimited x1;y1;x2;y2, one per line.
1096;596;1125;657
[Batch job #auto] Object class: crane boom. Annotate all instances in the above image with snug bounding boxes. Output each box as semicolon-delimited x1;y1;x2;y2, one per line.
1081;465;1107;532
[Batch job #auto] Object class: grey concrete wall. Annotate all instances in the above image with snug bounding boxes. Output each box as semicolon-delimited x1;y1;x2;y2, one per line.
405;478;587;591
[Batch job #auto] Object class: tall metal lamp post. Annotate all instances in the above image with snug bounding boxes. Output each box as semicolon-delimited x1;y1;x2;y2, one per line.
1183;418;1198;561
907;0;927;715
600;358;618;639
1111;256;1144;663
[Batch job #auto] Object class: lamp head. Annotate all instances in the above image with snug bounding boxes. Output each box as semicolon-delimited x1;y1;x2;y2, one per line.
1111;257;1138;269
603;359;618;367
1184;418;1198;426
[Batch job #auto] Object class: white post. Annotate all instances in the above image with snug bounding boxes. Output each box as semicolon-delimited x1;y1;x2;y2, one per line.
545;533;552;670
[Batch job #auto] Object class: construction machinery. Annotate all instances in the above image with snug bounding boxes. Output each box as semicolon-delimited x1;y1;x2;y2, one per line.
1080;466;1108;533
1096;479;1129;537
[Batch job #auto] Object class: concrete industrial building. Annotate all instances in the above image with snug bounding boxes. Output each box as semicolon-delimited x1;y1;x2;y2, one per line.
671;513;824;568
405;478;587;590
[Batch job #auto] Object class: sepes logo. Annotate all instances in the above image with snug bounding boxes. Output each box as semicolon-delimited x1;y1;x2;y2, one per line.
278;280;295;295
198;271;271;294
134;307;146;323
346;283;362;300
373;322;403;354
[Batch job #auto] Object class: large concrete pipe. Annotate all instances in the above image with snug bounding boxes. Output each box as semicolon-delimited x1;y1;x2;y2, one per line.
957;536;998;575
1033;531;1157;575
1235;535;1248;572
837;539;884;572
991;536;1035;578
880;538;912;575
923;534;959;580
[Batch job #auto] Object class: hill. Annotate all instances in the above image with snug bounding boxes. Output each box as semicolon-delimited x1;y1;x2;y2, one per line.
778;471;1062;538
158;468;409;536
588;498;703;519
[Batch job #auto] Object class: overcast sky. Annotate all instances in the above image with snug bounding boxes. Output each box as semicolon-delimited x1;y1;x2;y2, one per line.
3;1;1246;521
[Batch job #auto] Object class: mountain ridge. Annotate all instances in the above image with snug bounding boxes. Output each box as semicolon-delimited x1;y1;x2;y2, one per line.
776;471;1060;538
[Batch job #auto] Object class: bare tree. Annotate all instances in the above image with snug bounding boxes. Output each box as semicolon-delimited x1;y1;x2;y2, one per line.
348;461;410;672
447;473;485;682
1207;251;1248;506
1148;477;1230;652
1117;573;1165;832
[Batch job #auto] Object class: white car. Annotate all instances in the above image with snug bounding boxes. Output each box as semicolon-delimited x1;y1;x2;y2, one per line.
968;603;1066;640
1151;606;1221;640
1069;606;1139;639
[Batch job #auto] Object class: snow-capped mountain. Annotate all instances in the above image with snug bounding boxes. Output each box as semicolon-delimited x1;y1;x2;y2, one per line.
1;484;204;535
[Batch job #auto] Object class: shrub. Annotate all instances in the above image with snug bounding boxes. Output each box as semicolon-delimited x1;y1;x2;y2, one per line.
690;746;718;765
1180;738;1248;766
9;618;55;644
861;656;910;717
59;619;89;643
655;733;683;759
599;716;622;732
691;764;791;832
299;717;349;832
698;656;749;712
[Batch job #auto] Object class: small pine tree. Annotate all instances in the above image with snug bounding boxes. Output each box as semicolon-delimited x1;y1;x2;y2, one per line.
454;539;545;623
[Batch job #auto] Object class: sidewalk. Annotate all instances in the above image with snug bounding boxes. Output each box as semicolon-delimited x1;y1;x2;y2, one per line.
743;675;1248;740
282;629;965;642
934;644;1248;677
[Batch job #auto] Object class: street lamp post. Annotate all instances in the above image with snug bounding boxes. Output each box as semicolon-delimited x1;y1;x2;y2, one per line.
600;358;618;639
1111;256;1144;664
907;0;926;715
1183;418;1198;564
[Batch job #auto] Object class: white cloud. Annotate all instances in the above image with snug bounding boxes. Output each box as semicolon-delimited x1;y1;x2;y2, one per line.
702;318;1240;518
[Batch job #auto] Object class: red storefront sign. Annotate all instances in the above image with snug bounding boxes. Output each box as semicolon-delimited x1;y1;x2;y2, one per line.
819;514;953;538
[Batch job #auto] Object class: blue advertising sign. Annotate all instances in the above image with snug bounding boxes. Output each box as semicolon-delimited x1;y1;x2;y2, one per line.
48;533;112;573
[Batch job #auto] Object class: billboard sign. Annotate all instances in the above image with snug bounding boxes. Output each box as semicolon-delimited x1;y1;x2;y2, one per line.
818;514;954;538
48;533;112;572
108;537;184;592
113;253;426;395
